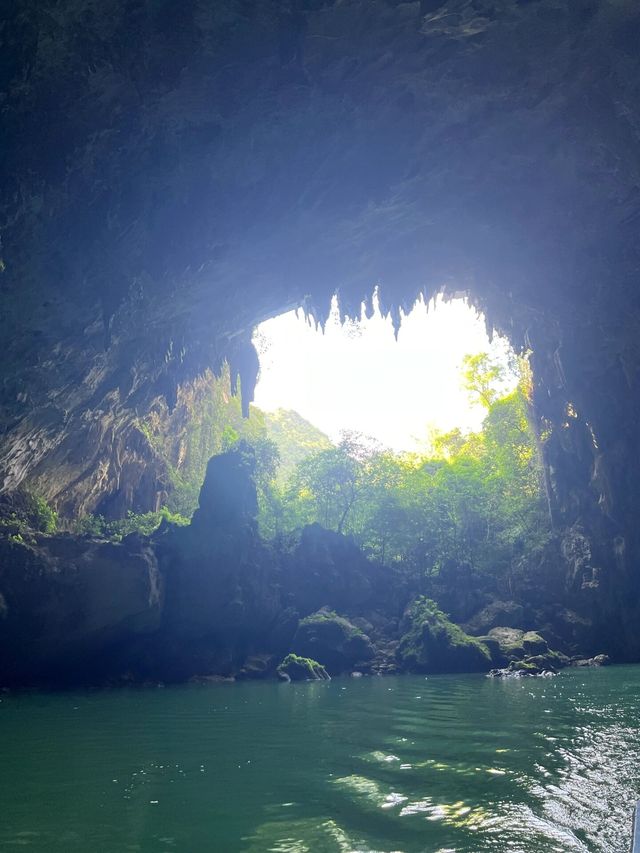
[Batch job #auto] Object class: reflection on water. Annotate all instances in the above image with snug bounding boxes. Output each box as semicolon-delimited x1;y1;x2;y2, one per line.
0;667;639;851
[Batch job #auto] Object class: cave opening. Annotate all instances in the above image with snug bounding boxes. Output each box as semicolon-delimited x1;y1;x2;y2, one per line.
237;291;550;584
252;292;517;452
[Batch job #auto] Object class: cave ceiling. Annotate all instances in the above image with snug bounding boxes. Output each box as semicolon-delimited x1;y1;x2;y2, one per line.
1;0;640;521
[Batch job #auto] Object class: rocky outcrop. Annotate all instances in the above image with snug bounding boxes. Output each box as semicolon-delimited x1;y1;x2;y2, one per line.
0;531;162;686
1;3;640;672
291;609;375;676
0;441;627;687
463;601;526;636
397;597;492;674
280;523;395;618
149;444;284;680
481;626;569;674
277;654;330;682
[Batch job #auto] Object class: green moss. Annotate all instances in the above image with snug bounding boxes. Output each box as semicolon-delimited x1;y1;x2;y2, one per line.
398;597;492;673
277;653;330;681
521;631;547;655
298;610;365;639
293;610;374;675
510;660;539;673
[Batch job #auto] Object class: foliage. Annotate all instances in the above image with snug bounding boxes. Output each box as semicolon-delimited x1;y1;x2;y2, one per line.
135;365;329;534
0;489;58;535
73;507;189;540
462;351;511;409
29;493;59;534
262;353;550;591
262;409;332;484
120;349;550;591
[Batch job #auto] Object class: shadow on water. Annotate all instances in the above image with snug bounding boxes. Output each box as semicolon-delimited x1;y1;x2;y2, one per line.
1;667;639;852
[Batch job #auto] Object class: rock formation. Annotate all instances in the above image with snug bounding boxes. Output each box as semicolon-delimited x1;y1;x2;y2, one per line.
2;1;640;657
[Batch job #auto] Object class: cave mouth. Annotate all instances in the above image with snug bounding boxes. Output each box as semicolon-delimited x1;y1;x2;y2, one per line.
252;292;518;452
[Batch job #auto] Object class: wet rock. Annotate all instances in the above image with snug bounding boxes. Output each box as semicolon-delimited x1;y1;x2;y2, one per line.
488;667;557;679
237;654;277;680
397;597;492;674
570;654;611;667
277;653;330;681
291;608;375;676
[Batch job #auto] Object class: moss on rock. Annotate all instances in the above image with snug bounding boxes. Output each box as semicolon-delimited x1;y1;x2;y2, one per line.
291;608;375;675
277;653;330;681
397;597;492;674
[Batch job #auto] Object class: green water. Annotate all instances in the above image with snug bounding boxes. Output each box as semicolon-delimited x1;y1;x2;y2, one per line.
1;667;639;852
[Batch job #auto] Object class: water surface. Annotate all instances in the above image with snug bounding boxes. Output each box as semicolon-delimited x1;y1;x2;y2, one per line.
1;666;639;852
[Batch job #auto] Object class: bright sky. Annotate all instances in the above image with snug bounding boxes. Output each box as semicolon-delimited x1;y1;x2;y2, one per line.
252;294;516;452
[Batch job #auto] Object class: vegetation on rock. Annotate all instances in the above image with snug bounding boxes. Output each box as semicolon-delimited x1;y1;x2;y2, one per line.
0;490;58;536
292;609;375;675
277;653;330;681
72;507;189;540
398;597;492;673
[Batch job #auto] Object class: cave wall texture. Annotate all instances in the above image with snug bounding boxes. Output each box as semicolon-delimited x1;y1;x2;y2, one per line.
2;0;640;654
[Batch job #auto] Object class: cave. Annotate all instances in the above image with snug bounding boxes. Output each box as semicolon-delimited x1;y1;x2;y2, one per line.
3;1;640;847
252;294;512;449
3;0;639;661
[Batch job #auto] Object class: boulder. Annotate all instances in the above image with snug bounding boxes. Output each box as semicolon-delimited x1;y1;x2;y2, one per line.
191;443;259;530
464;600;526;635
482;627;548;665
291;608;375;675
277;654;330;681
397;597;492;674
237;654;277;680
522;631;549;656
281;523;392;617
570;654;611;667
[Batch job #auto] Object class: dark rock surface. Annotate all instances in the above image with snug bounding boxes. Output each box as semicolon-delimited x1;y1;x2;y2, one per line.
291;609;375;676
0;447;393;685
0;443;628;686
1;3;640;663
0;532;162;686
463;600;526;635
279;523;395;618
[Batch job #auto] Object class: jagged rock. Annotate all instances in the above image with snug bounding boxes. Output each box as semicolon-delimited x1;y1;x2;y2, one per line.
397;598;492;674
191;443;259;529
277;654;330;682
424;561;493;623
488;667;557;679
291;609;375;676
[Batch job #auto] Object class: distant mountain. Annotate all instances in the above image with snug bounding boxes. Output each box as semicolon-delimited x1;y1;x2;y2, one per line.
262;409;333;483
